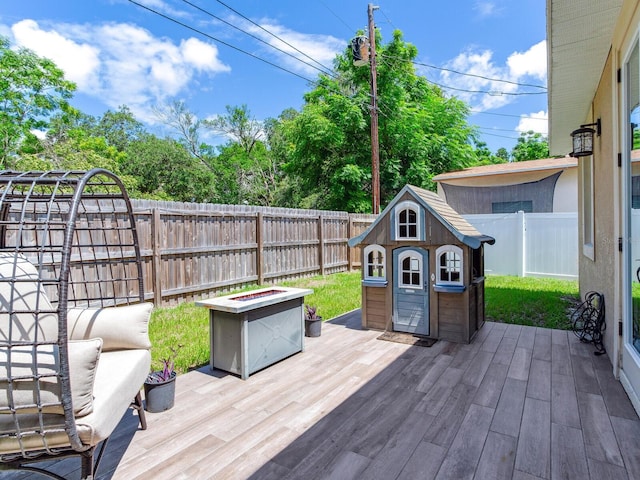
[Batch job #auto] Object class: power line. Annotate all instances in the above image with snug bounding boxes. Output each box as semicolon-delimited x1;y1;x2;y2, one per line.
471;110;548;120
316;0;355;35
378;8;398;31
378;54;546;96
180;0;336;78
425;77;546;96
415;59;546;90
371;15;546;90
212;0;335;77
476;126;523;133
131;0;537;144
128;0;320;85
477;131;522;140
130;1;378;125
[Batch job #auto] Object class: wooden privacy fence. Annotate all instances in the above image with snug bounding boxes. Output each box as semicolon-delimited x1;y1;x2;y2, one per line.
131;200;376;306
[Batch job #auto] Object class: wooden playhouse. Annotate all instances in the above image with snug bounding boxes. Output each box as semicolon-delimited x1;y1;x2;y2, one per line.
348;185;495;343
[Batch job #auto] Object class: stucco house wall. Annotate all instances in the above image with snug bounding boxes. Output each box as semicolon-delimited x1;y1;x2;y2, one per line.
577;51;618;357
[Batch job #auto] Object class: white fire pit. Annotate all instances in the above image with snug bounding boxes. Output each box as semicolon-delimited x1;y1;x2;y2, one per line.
196;287;313;379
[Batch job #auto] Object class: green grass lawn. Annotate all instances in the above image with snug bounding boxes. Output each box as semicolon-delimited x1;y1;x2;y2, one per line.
148;272;579;374
484;275;579;329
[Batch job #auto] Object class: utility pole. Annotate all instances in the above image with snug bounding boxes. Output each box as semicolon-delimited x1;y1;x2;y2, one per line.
368;3;380;214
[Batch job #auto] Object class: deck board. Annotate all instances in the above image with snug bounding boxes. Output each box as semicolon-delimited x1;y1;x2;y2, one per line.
474;431;517;480
551;423;589;480
5;314;640;480
515;397;551;479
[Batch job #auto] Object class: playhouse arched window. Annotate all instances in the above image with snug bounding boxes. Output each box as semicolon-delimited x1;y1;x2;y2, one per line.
398;251;422;288
364;244;386;282
436;245;463;285
394;201;421;240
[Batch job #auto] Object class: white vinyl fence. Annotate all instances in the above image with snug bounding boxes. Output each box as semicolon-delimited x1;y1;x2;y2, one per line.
464;212;578;280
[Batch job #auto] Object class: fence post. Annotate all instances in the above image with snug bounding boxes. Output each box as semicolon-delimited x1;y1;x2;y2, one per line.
318;214;325;276
517;210;527;277
347;215;353;271
151;208;163;306
256;212;264;285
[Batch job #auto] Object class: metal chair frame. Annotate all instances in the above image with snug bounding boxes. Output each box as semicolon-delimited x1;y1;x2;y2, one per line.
0;169;146;479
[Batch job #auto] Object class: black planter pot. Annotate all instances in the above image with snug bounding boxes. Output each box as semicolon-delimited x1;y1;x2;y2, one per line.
143;371;176;412
305;317;322;337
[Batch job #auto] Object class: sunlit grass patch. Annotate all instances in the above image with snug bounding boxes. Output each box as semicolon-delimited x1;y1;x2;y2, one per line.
484;275;579;329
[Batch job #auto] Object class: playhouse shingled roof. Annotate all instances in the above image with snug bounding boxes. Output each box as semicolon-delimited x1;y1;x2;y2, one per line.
348;184;495;249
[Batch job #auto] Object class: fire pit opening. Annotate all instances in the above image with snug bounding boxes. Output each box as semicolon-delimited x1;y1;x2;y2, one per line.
231;289;287;301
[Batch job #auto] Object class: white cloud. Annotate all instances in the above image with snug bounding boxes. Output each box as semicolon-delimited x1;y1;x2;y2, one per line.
516;110;548;136
7;19;230;122
12;19;101;91
474;1;500;18
181;37;224;70
507;40;547;81
436;40;547;112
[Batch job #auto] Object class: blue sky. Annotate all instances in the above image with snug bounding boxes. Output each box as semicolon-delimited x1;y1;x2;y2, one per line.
0;0;548;154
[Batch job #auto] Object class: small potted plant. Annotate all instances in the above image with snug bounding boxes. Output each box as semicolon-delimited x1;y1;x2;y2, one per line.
304;304;322;337
144;345;181;413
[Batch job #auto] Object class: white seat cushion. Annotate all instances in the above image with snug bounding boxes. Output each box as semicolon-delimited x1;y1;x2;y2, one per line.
0;339;102;417
0;348;150;454
75;348;151;445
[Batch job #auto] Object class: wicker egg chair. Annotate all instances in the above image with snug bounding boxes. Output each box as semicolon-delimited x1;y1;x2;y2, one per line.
0;169;152;480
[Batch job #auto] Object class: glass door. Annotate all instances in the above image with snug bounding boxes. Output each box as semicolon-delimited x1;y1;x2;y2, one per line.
623;39;640;400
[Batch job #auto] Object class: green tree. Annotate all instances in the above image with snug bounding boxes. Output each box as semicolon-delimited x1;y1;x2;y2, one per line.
206;105;288;206
204;105;263;155
511;130;549;161
276;30;476;212
153;100;215;170
123;134;215;202
15;126;138;193
471;139;505;166
93;106;145;152
0;36;77;168
263;109;306;208
496;147;510;162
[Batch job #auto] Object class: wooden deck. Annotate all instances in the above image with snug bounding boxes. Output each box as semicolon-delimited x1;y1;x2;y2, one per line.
6;312;640;479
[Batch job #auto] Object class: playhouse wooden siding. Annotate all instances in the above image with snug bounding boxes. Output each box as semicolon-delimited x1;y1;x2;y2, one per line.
437;279;485;342
354;186;492;344
361;243;484;343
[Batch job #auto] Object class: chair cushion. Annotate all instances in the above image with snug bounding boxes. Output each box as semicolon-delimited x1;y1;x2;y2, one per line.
0;339;102;417
67;303;152;351
0;348;150;455
0;253;58;343
0;412;68;455
0;344;61;415
68;338;103;417
75;348;151;445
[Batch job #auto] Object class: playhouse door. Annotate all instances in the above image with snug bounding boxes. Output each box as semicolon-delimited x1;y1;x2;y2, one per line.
392;247;429;335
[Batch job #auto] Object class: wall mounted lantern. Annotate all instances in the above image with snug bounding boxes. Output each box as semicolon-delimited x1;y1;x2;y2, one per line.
570;119;601;157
